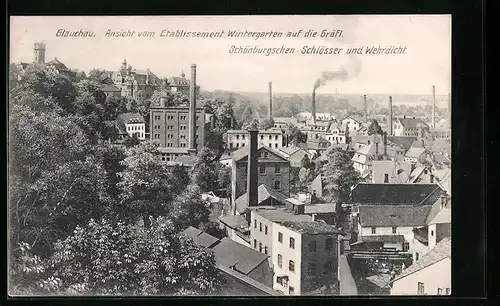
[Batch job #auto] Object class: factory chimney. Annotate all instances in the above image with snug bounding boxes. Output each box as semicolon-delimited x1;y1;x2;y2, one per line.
268;81;273;120
383;132;388;158
448;92;452;129
188;64;197;154
388;96;393;136
363;95;368;123
246;123;259;208
432;85;436;129
311;90;317;125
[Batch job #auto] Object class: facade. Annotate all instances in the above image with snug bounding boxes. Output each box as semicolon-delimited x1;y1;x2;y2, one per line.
226;129;284;150
390;238;451;296
116;113;146;140
150;105;206;149
297;112;334;122
230;145;291;206
392;117;430;137
324;127;347;145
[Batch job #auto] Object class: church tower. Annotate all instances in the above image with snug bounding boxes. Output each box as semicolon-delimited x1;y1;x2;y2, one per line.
34;42;46;64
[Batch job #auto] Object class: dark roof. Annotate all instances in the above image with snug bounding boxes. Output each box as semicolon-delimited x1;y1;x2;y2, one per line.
358;205;433;227
361;235;405;243
168;76;190;87
218;215;249;230
231;145;289;163
116;113;145;124
216;264;282;296
396;117;429;129
275;221;343;235
211;238;269;275
46;57;69;71
391;238;451;283
350;183;444;205
254;208;313;222
101;84;121;92
235;184;291;214
182;226;220;248
387;136;417;152
304;203;337;214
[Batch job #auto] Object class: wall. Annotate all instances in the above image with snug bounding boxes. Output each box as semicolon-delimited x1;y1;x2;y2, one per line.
391;257;451;295
325;133;346;144
360;226;415;250
250;211;274;258
126;123;146;139
300;233;339;294
412;237;430;261
228;228;252;247
227;131;284;150
272;223;302;295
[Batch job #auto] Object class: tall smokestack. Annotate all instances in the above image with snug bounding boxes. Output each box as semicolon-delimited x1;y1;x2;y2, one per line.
188;64;197;154
388;96;393;136
432;85;436;129
311;90;316;125
247;126;259;208
268;81;273;119
363;95;368;123
448;92;451;129
383;132;387;158
375;141;379;161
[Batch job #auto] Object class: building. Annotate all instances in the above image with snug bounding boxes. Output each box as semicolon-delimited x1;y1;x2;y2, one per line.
404;146;428;163
350;183;446;206
371;160;413;184
340;115;363;133
101;84;122;97
308;174;323;199
230;144;291;207
218;214;252;246
166;71;191;94
16;42;71;75
297;112;334;122
324;127;347;145
116;113;146;140
390;238;451;295
351;139;406;175
110;59;162;98
299;121;332;141
273;117;299;129
392;116;430;137
407;165;437;184
278;146;313;168
226;129;284;150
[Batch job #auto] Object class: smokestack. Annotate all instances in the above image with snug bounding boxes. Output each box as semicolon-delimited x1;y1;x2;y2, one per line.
311;90;316;125
383;132;387;158
448;93;451;129
268;82;273;119
432;85;436;129
363;95;367;123
247;127;259;208
188;64;197;154
375;142;379;161
388;96;393;136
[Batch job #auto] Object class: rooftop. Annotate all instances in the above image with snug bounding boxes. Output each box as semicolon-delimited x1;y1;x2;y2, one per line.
158;147;190;154
254;208;312;223
350;183;444;205
405;146;428;159
358;205;434;227
304;203;337;214
231;144;289;163
218;215;249;230
182;226;221;248
116;113;145;124
235;184;291;214
391;237;451;283
396;117;429;129
211;237;270;275
275;221;343;235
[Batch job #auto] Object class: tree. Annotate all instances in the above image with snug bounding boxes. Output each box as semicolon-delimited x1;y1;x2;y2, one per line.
301;154;312;169
240;105;254;126
286;124;307;145
192;148;220;192
123;134;141;148
169;184;211;231
259;118;275;130
367;119;383;136
320;148;361;204
88;69;113;85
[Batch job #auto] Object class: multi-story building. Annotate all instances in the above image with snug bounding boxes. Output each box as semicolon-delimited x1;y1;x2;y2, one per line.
300;121;332;141
166;71;191;94
324;127;347;145
340;115;364;133
109;59;163;98
392;116;430;137
226;129;284;150
116;113;146;140
297;112;334;122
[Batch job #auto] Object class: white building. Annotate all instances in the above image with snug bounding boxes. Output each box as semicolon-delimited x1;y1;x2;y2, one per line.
390;238;451;295
324;127;347;145
340;115;363;133
116;113;146;140
226;129;284;150
297;112;334;122
392;117;430;137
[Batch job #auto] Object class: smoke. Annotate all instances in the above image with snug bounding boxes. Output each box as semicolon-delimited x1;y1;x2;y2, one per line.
313;56;362;91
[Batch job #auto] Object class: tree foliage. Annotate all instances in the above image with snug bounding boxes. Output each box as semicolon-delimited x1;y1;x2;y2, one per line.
367;119;383;136
320;148;361;203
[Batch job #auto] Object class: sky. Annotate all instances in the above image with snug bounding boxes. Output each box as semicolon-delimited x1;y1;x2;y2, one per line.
10;15;451;95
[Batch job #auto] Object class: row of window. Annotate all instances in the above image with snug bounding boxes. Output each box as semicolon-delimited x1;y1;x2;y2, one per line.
241;179;281;192
259;165;281;174
371;227;398;234
275;277;294;295
417;282;451;295
253;239;268;255
127;125;143;131
154;115;200;121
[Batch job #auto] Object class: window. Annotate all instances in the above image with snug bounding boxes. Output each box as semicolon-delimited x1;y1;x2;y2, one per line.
289;287;294;295
437;288;443;295
289;237;295;249
269;144;272;148
254;220;257;228
325;238;333;251
242;135;245;140
253;239;257;248
236;143;240;148
431;230;434;236
264;152;269;158
275;166;281;174
259;166;266;174
277;254;283;268
236;135;240;140
265;225;268;235
275;135;279;140
417;282;425;295
289;260;295;272
229;143;233;149
260;222;262;232
261;135;264;140
445;288;451;295
264;246;268;255
416;253;420;261
275;143;278;148
384;174;389;183
274;180;281;190
309;240;317;252
392;227;397;234
308;263;317;274
430;175;434;183
269;135;272;140
278;232;283;243
403;242;410;251
371;227;376;234
259;243;262;252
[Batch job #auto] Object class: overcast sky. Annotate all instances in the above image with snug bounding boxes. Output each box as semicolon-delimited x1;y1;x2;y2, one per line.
10;15;451;95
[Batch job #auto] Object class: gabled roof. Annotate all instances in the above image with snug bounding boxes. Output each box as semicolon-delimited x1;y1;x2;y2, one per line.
341;115;363;124
116;113;145;124
391;238;451;283
182;226;221;248
387;136;417;152
218;215;249;230
278;146;300;156
235;184;291;214
168;76;190;87
231;144;289;163
358;205;434;227
395;117;429;129
211;238;269;275
407;166;426;183
350;183;444;205
405;147;427;159
46;57;68;71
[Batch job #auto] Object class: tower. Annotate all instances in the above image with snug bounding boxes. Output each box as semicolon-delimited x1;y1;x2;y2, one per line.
34;42;46;64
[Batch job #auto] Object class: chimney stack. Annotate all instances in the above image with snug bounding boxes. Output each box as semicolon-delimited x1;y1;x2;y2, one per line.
448;92;452;129
247;126;259;208
432;85;436;129
388;96;393;136
375;141;379;161
363;95;368;123
383;132;387;158
268;81;273;120
311;90;317;125
188;64;197;154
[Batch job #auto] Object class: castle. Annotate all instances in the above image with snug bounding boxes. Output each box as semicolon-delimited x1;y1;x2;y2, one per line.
16;42;70;74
